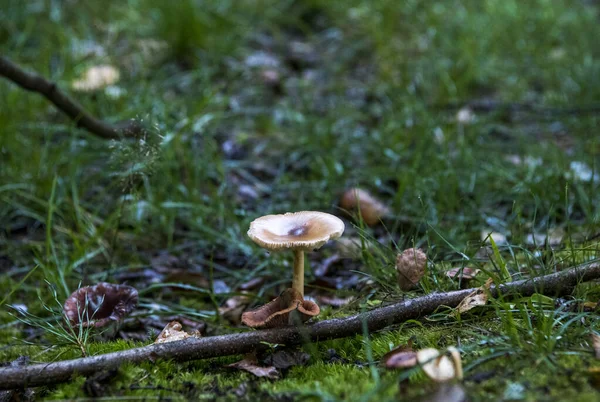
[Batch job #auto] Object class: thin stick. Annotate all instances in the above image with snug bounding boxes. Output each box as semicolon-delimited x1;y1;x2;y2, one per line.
1;263;598;390
0;56;141;139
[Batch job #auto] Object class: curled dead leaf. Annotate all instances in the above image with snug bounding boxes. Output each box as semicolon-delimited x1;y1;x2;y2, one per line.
227;354;279;379
154;321;200;344
396;248;427;291
453;278;493;315
63;283;138;328
340;188;389;226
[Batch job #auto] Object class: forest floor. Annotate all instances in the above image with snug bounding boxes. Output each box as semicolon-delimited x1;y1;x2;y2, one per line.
1;1;600;400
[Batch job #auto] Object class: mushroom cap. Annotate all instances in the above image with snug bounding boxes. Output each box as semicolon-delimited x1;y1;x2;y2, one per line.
248;211;345;251
241;288;320;328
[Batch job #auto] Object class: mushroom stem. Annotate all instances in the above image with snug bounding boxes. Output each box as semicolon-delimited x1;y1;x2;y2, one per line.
292;249;304;296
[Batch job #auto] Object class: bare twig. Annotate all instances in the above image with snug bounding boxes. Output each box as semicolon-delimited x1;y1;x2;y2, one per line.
0;56;142;139
1;263;599;390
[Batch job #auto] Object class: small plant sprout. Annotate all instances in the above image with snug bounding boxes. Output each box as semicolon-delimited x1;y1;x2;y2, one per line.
247;211;345;296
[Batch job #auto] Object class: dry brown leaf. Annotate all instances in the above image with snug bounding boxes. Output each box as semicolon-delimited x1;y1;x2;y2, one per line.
417;347;463;382
396;248;427;291
340;188;389;226
154;321;200;344
453;278;493;315
227;355;279;379
72;65;120;91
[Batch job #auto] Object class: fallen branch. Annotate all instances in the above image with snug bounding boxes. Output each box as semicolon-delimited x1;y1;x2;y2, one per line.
1;263;599;390
0;56;142;139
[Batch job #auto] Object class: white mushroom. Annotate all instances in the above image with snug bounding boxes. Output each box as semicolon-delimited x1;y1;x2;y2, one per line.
247;211;345;296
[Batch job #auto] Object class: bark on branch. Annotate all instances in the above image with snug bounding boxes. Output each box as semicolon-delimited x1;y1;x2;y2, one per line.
0;56;142;139
1;263;599;390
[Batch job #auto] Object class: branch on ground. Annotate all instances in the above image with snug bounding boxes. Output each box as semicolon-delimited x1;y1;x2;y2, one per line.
1;263;599;390
0;56;142;139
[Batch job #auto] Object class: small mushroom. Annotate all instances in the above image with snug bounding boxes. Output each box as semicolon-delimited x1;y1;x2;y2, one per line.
247;211;345;296
241;288;319;328
63;282;138;328
340;188;390;226
396;248;427;291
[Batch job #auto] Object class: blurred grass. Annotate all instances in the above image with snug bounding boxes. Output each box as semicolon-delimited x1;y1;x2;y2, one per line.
1;0;600;400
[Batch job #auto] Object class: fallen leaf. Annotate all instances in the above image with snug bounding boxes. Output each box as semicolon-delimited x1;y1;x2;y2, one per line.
453;278;493;315
63;283;138;328
396;248;427;291
340;188;389;226
154;321;200;344
72;65;120;91
417;347;463;382
227;355;279;379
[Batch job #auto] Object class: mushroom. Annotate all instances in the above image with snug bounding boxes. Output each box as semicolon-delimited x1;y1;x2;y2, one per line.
340;188;390;226
396;248;427;291
63;282;138;328
247;211;345;296
241;288;319;328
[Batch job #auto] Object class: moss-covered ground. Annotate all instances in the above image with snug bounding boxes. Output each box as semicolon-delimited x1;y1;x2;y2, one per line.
1;0;600;400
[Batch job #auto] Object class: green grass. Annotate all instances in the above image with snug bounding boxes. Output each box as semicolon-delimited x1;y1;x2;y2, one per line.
1;0;600;400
